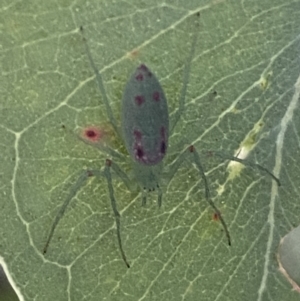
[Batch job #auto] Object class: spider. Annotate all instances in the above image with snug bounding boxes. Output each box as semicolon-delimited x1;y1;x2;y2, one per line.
43;14;280;268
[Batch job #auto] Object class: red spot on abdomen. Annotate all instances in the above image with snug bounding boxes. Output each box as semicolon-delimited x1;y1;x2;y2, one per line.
134;130;142;140
135;73;144;81
134;95;145;106
135;64;152;81
153;91;160;101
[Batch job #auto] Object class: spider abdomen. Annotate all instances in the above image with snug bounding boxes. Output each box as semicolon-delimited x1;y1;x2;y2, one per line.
121;64;169;166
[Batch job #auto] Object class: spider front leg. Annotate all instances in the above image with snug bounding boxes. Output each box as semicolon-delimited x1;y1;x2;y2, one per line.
170;14;199;134
167;145;232;246
80;26;121;138
43;159;131;268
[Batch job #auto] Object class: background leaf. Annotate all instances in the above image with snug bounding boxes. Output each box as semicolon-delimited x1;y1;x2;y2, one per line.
1;0;300;300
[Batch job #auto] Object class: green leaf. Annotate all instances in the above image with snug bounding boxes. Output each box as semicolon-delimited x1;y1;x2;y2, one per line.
1;0;300;300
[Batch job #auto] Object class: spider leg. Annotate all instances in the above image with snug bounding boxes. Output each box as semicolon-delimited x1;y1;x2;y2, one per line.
43;160;131;268
80;26;121;138
140;186;162;207
43;169;100;255
170;13;200;134
141;190;147;207
62;124;126;161
157;187;163;208
104;159;130;268
211;151;281;186
167;145;231;246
